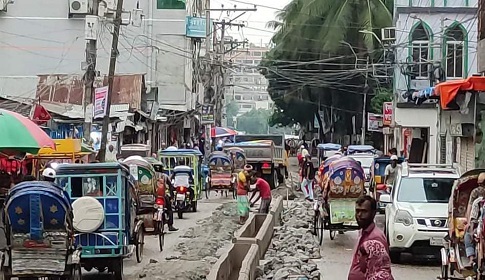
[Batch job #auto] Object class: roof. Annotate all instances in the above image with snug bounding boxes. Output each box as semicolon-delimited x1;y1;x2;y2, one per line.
317;143;341;150
400;163;460;178
56;162;129;174
36;74;144;110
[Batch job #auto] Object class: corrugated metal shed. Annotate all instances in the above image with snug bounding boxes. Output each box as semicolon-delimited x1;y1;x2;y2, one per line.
36;74;144;110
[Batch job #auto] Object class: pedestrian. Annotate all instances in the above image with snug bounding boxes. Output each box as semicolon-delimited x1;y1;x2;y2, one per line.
249;171;272;213
348;196;393;280
301;154;315;201
236;164;252;224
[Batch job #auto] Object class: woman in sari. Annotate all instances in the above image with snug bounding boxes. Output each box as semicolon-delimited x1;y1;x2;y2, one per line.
236;164;253;224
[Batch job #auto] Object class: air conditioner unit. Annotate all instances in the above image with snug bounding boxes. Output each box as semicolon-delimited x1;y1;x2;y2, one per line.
381;27;396;42
69;0;91;15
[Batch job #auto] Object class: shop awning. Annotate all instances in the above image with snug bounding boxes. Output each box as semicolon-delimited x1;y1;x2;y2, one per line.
435;76;485;109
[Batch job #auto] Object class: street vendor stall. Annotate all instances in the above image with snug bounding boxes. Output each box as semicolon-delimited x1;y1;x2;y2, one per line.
28;139;94;178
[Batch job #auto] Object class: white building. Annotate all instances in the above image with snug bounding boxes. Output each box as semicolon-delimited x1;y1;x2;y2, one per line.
226;45;273;116
392;0;478;166
0;0;205;143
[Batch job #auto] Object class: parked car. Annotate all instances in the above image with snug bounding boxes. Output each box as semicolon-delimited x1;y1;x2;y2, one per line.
380;162;460;263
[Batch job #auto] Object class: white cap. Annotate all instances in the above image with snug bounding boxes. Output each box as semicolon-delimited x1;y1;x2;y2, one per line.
390;155;398;160
42;167;56;179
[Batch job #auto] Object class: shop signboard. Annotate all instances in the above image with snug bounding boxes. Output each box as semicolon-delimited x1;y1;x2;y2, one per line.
201;104;214;124
383;102;393;126
367;113;383;132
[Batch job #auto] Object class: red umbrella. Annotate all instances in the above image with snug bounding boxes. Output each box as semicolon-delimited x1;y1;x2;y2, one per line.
210;127;237;138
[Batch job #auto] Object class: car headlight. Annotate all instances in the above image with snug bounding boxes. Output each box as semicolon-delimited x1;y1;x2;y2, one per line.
394;210;413;226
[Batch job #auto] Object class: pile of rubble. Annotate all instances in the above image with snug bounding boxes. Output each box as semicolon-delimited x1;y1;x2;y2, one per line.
257;199;322;280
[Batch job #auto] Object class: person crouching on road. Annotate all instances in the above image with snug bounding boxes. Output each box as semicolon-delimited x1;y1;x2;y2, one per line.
236;165;253;224
249;171;272;214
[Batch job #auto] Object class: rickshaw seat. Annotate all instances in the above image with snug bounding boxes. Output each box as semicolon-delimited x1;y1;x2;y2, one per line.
376;184;387;191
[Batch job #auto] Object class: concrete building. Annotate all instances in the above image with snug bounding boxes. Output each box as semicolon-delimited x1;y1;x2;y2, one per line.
392;0;478;166
0;0;206;148
225;45;273;116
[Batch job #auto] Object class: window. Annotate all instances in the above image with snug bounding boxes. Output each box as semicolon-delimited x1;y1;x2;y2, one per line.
410;23;431;79
157;0;186;9
241;104;253;109
243;60;253;64
445;25;465;78
397;178;455;203
252;51;262;57
234;95;242;100
242;95;252;100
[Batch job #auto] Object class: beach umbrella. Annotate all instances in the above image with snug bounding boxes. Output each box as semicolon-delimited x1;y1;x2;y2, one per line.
0;109;55;154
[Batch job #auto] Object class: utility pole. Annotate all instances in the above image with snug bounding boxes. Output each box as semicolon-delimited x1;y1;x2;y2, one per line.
83;0;99;140
98;0;124;162
214;20;226;127
361;57;369;145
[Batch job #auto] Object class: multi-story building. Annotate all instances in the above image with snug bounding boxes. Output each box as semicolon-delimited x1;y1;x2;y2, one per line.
392;0;478;166
0;0;206;148
225;45;273;116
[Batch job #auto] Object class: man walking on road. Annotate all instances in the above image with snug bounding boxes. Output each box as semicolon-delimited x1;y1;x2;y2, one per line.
301;154;315;201
348;196;393;280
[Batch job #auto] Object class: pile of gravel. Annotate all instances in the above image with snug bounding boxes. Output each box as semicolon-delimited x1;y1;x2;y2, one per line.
257;199;322;280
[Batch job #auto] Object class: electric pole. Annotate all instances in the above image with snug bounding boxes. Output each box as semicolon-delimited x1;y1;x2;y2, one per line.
214;20;226;127
83;0;99;140
361;57;369;145
98;0;124;162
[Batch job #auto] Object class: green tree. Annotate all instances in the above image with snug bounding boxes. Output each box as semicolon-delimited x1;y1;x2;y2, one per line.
225;101;239;128
261;0;393;138
370;88;392;114
237;109;271;134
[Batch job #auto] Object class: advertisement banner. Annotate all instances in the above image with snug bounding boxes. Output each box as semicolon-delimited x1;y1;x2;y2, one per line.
93;86;108;119
186;16;210;38
367;113;383;132
201;104;214;124
329;200;356;224
383;102;393;126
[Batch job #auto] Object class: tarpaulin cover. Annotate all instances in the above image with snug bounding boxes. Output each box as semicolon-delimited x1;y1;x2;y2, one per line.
435;76;485;109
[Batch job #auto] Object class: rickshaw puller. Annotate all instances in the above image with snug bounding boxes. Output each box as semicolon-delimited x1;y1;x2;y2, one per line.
157;175;179;232
464;172;485;267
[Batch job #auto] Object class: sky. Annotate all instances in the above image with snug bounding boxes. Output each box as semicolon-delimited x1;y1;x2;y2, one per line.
210;0;292;46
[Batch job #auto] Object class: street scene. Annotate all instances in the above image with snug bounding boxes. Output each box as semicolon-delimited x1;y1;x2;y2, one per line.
2;0;485;279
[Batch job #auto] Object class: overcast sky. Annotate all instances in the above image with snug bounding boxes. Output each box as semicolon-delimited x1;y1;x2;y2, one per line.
210;0;292;46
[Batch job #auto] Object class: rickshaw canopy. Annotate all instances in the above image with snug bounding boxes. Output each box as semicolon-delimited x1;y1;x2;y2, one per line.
346;145;375;155
330;157;365;176
159;149;202;156
317;143;341;151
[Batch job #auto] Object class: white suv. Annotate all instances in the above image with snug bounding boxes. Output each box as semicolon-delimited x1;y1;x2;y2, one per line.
380;163;460;262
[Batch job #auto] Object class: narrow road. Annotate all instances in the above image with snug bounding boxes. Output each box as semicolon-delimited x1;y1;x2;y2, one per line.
287;157;439;280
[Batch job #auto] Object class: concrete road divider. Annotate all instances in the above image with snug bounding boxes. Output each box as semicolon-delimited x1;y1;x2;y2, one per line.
269;196;283;226
233;213;274;259
206;243;259;280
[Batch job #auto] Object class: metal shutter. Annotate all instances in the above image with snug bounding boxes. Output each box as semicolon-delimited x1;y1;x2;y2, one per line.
459;137;475;172
440;134;446;164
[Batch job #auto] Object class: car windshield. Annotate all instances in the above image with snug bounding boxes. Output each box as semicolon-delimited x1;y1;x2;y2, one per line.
351;157;374;168
397;177;455;203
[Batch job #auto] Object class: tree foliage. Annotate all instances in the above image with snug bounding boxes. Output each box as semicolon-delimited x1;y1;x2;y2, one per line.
261;0;393;137
370;88;393;114
225;101;239;128
237;109;271;134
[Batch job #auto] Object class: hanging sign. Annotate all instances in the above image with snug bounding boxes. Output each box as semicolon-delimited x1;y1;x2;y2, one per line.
367;113;383;132
201;104;214;124
93;86;108;119
383;102;393;126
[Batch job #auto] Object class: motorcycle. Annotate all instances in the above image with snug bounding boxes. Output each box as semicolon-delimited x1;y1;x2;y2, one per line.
174;185;192;219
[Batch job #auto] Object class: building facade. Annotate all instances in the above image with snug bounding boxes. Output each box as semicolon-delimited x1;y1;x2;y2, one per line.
0;0;205;148
225;45;273;116
392;0;478;166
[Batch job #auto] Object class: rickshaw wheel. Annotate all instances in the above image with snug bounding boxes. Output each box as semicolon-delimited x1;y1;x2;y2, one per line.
135;227;144;263
329;230;336;240
317;217;324;246
158;222;165;252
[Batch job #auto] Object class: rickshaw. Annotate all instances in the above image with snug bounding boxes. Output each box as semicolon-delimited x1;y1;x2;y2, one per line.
224;146;247;198
159;148;203;203
345;145;376;155
316;154;343;190
0;181;81;280
317;143;342;164
370;156;405;212
55;162;145;279
314;157;365;245
440;169;485;280
207;151;234;198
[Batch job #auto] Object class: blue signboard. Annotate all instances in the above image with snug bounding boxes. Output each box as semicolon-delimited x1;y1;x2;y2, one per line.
186;16;209;38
